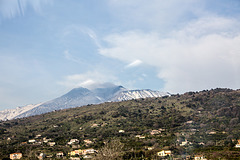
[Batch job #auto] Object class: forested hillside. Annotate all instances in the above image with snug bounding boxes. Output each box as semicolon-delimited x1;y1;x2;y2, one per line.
1;88;240;159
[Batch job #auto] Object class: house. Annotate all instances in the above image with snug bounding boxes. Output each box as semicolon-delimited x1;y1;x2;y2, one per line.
56;152;64;158
190;129;197;132
150;130;161;135
35;134;41;138
147;147;154;150
72;144;81;149
91;123;100;127
75;149;83;155
186;120;193;124
135;135;146;139
69;158;80;160
194;155;207;160
84;139;93;145
198;142;205;145
35;141;42;145
10;153;22;160
43;137;51;143
119;130;125;133
38;153;46;160
235;139;240;148
157;150;172;157
208;131;216;135
83;155;93;159
69;150;76;156
46;155;53;158
28;139;36;143
180;140;188;146
82;148;97;155
69;149;83;156
159;128;166;131
68;139;79;145
236;144;240;148
48;142;56;146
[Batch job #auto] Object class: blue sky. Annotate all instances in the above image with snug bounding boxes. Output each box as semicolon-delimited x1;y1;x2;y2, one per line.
0;0;240;110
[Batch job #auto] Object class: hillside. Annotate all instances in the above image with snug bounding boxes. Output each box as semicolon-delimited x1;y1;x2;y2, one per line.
1;88;240;159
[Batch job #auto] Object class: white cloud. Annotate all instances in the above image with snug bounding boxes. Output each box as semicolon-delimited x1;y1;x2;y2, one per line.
99;16;240;93
0;0;51;19
58;71;119;89
125;59;142;68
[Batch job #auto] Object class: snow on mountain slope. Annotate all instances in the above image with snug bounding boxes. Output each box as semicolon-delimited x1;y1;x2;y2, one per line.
111;89;170;101
0;103;43;121
0;85;170;120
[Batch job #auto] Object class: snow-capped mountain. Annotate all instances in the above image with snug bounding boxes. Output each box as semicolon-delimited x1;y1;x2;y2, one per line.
0;85;170;121
0;103;43;121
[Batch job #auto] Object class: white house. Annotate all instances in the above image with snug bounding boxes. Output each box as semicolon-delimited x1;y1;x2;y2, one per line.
150;130;161;135
235;144;240;148
180;140;188;146
82;148;97;155
135;135;145;139
28;139;36;143
235;139;240;148
194;155;207;160
68;139;79;145
48;142;56;146
35;134;41;138
157;150;172;157
119;130;125;133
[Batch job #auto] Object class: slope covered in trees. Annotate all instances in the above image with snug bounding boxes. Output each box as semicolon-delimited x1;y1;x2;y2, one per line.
0;88;240;159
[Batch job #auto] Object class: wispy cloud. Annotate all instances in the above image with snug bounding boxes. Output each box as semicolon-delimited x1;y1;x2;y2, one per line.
125;59;142;68
0;0;52;19
84;28;102;49
63;50;84;64
61;25;102;48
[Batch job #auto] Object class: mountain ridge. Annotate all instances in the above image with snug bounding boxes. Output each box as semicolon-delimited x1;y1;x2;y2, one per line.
0;85;170;121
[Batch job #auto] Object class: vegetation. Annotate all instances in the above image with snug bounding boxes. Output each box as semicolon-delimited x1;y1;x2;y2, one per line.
1;88;240;159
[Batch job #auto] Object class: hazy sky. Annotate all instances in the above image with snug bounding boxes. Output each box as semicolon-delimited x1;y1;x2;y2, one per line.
0;0;240;110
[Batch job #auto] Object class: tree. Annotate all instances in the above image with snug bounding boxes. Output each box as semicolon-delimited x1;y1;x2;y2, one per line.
93;139;124;160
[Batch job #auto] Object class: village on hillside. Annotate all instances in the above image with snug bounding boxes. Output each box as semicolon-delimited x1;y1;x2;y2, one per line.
6;125;240;159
